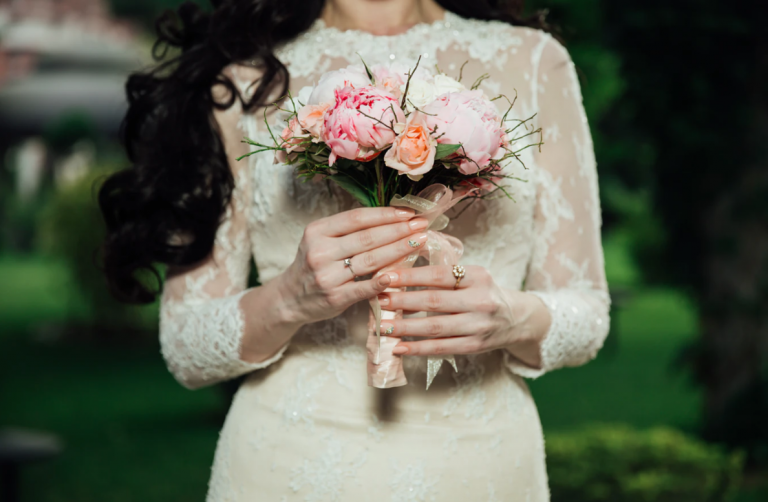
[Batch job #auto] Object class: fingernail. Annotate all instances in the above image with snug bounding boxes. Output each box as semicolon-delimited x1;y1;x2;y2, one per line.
396;209;415;218
387;272;398;282
408;218;428;230
377;295;389;306
381;323;395;335
377;274;391;287
392;345;408;355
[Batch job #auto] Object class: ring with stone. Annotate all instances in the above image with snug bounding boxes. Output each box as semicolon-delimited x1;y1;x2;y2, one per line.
344;257;357;278
452;265;465;289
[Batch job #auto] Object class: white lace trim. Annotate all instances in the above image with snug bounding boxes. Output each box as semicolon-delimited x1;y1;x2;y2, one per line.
275;11;524;77
160;290;289;389
503;289;610;379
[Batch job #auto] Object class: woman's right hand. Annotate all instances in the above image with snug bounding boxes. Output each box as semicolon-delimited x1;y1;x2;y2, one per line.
275;207;429;327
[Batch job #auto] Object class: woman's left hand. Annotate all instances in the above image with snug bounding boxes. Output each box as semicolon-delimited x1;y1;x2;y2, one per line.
378;265;550;366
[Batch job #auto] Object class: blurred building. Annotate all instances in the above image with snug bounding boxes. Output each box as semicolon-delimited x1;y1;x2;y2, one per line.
0;0;143;139
0;0;145;201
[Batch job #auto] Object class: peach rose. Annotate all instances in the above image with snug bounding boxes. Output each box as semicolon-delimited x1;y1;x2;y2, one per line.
297;103;330;140
384;112;436;181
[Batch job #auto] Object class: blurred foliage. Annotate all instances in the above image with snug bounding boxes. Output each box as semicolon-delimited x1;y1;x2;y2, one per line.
530;0;768;466
36;168;158;334
548;425;744;502
43;112;99;156
109;0;202;27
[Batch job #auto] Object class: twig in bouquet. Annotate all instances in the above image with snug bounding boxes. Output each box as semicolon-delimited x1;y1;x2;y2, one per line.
357;108;398;133
484;179;517;202
507;127;543;145
400;55;423;109
452;197;478;219
505;119;537;136
470;73;490;90
407;103;437;118
457;61;469;82
496;89;518;124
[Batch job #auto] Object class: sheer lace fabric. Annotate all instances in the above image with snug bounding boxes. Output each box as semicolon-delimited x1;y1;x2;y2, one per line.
158;11;610;501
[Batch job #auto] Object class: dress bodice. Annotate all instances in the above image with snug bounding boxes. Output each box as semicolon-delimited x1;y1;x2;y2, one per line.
157;10;610;391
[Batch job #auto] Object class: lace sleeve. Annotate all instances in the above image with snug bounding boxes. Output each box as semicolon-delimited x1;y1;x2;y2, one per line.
158;74;288;390
503;35;611;378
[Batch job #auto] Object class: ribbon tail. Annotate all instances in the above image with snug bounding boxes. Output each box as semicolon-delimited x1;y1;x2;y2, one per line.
426;355;458;390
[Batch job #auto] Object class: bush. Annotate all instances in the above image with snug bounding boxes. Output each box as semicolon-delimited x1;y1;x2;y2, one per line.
547;425;744;502
37;167;158;334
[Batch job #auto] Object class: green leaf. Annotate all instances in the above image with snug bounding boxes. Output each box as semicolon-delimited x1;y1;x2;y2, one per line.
328;174;376;207
435;143;462;160
357;53;375;84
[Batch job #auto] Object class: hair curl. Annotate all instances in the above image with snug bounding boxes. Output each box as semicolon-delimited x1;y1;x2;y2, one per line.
99;0;551;303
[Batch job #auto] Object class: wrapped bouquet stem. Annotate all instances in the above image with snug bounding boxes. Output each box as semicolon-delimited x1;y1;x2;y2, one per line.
239;56;541;390
367;184;470;389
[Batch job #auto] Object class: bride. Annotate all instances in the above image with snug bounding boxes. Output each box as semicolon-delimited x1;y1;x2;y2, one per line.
99;0;610;500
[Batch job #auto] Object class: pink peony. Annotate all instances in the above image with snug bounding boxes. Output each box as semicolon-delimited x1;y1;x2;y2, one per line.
322;85;405;165
384;112;436;181
308;65;371;105
422;89;506;175
275;117;307;164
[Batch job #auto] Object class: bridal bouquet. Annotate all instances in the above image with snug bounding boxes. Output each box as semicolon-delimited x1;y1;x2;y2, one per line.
240;57;540;389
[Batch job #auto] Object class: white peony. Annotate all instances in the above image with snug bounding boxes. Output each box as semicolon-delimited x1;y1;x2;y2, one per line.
433;74;466;96
400;78;437;112
296;85;314;106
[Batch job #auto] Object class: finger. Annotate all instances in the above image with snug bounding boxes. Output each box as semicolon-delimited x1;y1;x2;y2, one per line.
331;218;429;259
386;265;484;290
378;289;493;314
329;272;392;308
381;312;491;337
348;232;428;277
392;335;486;356
314;207;416;237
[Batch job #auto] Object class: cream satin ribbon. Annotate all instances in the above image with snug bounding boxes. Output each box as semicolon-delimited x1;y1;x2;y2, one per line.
366;184;476;390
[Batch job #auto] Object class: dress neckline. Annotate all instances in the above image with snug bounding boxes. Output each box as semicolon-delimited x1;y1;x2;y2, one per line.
306;10;460;40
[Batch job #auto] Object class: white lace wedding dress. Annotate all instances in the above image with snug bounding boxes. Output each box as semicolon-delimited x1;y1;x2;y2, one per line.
159;11;610;502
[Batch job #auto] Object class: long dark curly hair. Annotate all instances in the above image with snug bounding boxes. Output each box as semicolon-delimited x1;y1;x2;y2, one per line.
99;0;551;303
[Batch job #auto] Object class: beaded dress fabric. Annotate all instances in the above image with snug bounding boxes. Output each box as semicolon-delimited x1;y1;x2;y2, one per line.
159;11;610;501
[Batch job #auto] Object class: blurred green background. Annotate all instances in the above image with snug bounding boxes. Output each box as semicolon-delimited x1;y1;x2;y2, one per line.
0;0;766;501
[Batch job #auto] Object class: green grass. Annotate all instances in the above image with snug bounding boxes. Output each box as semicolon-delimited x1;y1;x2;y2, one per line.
0;242;765;501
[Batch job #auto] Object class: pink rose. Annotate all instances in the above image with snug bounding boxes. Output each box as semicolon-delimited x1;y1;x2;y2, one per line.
275;117;307;164
372;63;434;101
384;112;436;181
308;65;371;105
422;89;505;175
297;103;330;140
322;85;405;165
371;64;406;98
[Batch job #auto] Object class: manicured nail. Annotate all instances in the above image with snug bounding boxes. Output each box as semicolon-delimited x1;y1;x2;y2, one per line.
377;295;390;306
387;272;398;282
392;345;408;355
408;218;429;230
381;323;395;335
408;239;421;248
377;274;391;287
396;209;415;218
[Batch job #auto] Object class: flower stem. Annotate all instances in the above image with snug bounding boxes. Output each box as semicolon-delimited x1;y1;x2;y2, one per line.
375;156;384;206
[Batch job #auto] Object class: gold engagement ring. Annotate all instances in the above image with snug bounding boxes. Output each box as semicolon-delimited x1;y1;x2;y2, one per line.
452;265;465;289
